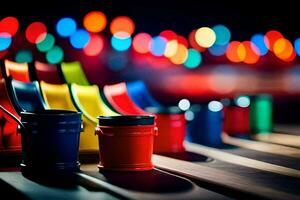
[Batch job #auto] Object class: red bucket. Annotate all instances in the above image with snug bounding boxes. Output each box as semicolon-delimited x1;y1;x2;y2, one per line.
146;107;186;153
95;115;157;171
223;106;250;135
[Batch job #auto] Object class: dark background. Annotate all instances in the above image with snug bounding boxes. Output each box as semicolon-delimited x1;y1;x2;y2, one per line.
1;0;299;41
1;0;300;124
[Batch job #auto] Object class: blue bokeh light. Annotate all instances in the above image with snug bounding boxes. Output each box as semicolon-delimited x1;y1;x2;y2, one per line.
208;44;228;56
0;33;12;51
70;29;90;49
251;34;268;56
294;38;300;57
212;25;231;46
56;17;77;37
150;36;167;56
111;35;132;51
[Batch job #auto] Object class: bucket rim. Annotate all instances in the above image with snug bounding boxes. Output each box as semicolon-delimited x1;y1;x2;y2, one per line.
20;110;81;116
98;115;155;126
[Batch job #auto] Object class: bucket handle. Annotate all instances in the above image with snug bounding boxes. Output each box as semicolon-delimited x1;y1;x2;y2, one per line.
0;105;27;134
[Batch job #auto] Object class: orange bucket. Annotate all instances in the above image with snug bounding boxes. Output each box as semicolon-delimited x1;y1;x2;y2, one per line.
95;116;157;171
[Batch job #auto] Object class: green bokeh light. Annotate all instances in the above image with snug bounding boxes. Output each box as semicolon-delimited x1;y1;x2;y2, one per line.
46;46;64;64
37;33;55;52
184;49;202;69
15;50;33;63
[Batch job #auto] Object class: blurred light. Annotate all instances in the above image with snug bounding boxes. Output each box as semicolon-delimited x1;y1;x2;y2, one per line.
132;32;152;54
159;30;177;41
150;36;167;56
274;38;294;61
220;98;231;106
294;38;300;56
184;48;202;69
208;101;223;112
265;30;283;51
178;99;190;111
164;40;178;58
70;29;90;49
251;34;269;56
56;17;77;37
83;11;107;33
195;27;216;48
177;35;188;47
237;42;246;61
189;30;206;52
15;50;33;63
108;53;128;71
110;16;135;36
170;44;188;64
185;110;195;121
0;33;12;51
208;44;228;56
111;35;132;51
235;96;250;107
212;24;231;45
46;46;64;64
0;16;19;36
25;22;47;44
242;41;260;64
36;33;55;52
83;34;104;56
226;41;243;62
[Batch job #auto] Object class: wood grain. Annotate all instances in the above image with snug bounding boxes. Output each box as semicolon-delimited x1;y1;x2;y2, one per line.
254;133;300;148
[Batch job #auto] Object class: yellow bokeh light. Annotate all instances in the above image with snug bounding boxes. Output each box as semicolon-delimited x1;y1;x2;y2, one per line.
164;40;178;58
237;43;246;61
195;27;216;48
170;44;188;64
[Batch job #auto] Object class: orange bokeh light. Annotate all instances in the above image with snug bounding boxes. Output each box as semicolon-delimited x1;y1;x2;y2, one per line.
0;16;19;36
265;30;283;51
83;34;104;56
273;38;294;61
83;11;107;33
110;16;135;36
226;41;243;63
132;32;152;54
242;41;260;64
170;44;188;64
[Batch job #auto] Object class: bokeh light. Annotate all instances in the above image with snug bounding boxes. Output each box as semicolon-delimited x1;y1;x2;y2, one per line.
15;50;33;63
235;96;250;107
170;44;188;64
274;38;294;61
46;46;64;64
226;41;243;63
195;27;216;48
164;40;178;58
108;53;128;71
251;34;269;56
178;99;190;111
70;29;90;49
184;48;202;69
0;33;12;51
25;22;47;44
83;34;104;56
0;16;19;36
208;44;228;56
56;17;77;37
150;36;167;56
111;35;132;51
212;24;231;45
208;101;223;112
242;41;260;64
36;33;55;52
189;29;206;52
177;35;189;47
265;30;283;51
110;16;135;36
294;38;300;56
159;30;177;41
83;11;107;33
132;32;152;54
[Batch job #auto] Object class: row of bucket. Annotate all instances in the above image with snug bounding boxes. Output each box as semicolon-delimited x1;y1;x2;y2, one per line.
0;59;273;172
